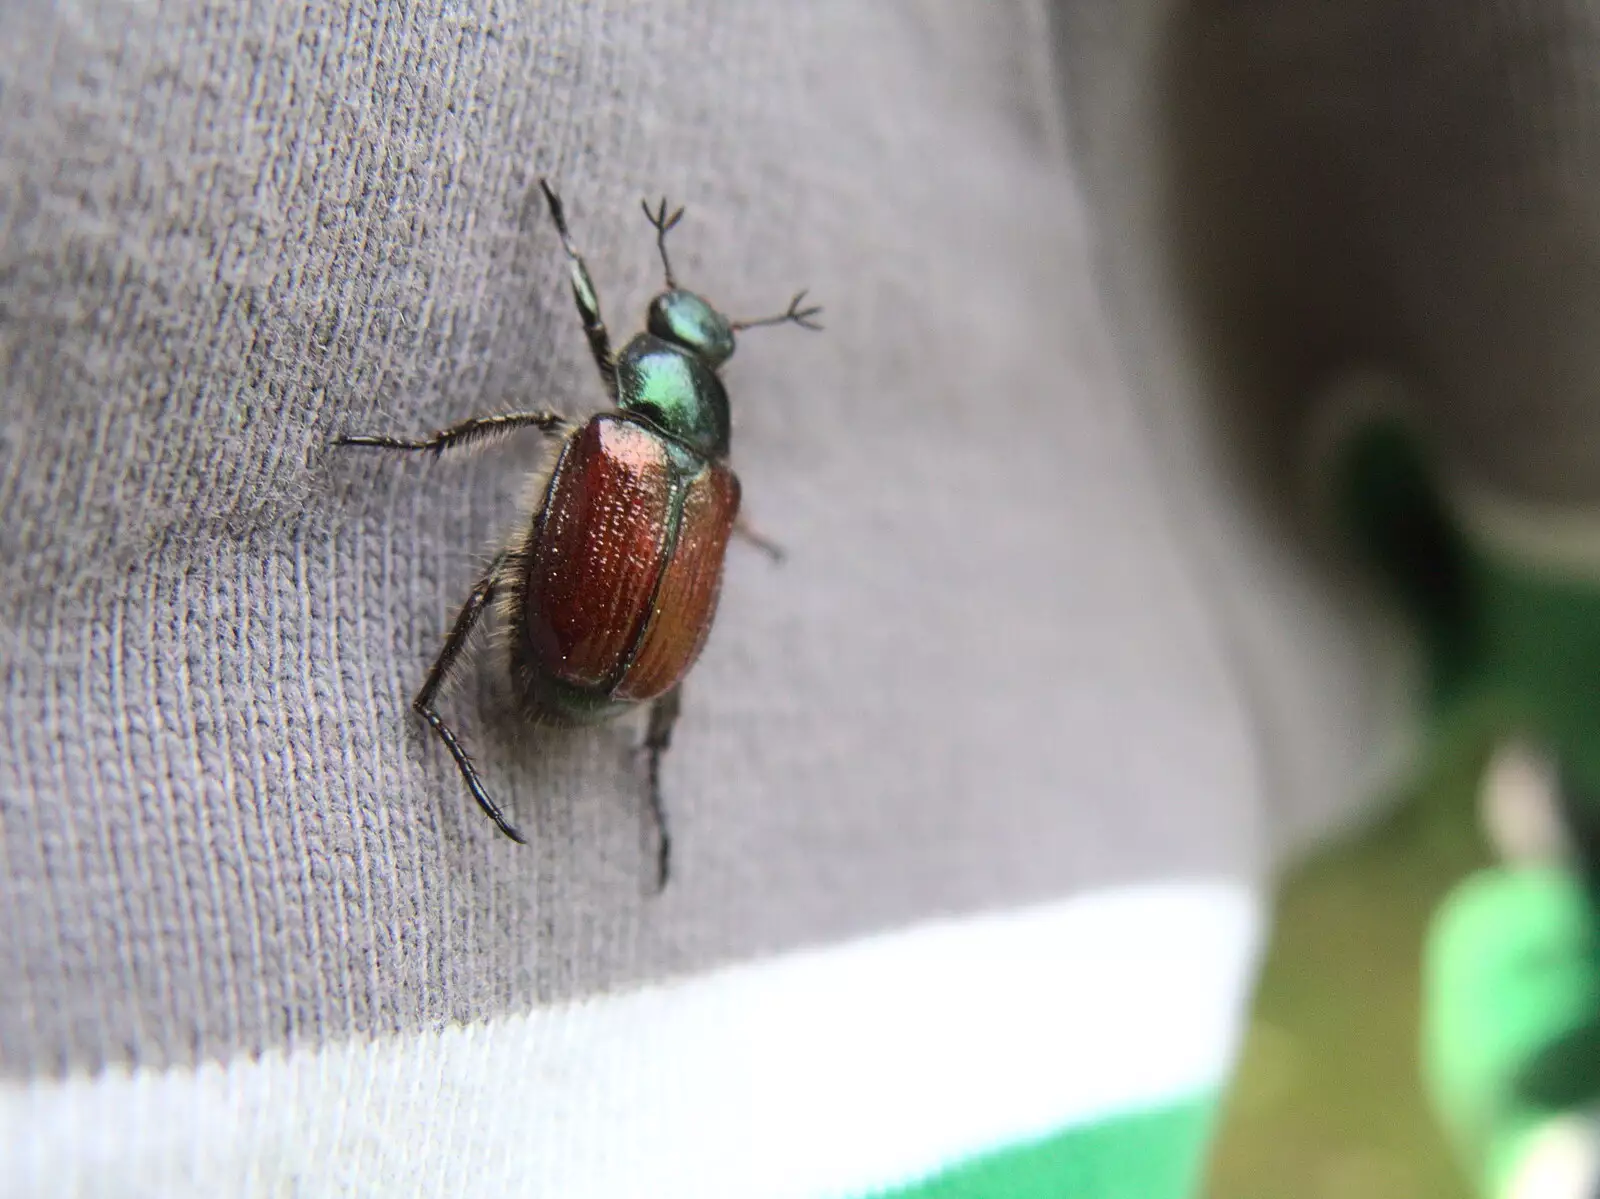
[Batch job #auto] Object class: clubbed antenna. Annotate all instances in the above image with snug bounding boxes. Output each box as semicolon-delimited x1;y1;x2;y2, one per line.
642;196;686;289
731;290;824;332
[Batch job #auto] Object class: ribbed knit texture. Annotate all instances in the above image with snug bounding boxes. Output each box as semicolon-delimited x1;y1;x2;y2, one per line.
0;0;1263;1078
7;0;1600;1090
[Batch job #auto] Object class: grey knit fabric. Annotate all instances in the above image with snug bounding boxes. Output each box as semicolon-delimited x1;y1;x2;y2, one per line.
4;0;1597;1081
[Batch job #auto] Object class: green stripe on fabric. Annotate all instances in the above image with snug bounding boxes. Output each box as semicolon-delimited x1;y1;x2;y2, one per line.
869;1093;1218;1199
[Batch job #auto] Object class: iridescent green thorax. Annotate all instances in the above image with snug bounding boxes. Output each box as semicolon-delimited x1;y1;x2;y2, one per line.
615;333;731;459
648;289;736;367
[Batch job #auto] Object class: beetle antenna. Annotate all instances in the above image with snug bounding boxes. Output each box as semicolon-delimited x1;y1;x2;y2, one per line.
641;196;685;289
731;289;824;332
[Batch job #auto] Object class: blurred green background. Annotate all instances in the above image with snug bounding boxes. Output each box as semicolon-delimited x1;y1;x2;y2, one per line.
1205;751;1492;1199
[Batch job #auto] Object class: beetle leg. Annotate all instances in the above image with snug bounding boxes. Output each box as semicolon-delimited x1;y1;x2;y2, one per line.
412;553;527;844
644;686;683;892
335;411;569;458
732;517;786;564
539;178;618;401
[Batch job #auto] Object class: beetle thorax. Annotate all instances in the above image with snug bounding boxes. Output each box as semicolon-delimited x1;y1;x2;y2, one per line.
614;333;731;459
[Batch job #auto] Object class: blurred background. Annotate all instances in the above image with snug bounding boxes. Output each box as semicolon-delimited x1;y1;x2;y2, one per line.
1207;749;1493;1198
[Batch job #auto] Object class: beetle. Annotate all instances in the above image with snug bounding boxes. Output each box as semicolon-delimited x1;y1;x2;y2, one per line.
336;180;820;889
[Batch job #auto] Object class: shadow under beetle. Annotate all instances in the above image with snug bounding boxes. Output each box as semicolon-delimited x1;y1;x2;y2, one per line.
337;180;820;890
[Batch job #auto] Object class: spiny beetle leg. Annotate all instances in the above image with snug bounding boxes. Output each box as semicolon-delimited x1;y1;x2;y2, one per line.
413;553;526;843
643;686;683;892
539;178;618;401
732;517;786;564
335;411;569;458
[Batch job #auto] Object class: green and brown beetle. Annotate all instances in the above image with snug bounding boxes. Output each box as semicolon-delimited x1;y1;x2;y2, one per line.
338;180;819;888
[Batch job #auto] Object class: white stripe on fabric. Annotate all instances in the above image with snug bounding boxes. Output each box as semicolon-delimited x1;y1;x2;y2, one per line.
1;881;1261;1199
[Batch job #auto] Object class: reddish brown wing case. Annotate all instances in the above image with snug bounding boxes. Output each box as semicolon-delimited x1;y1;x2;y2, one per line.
521;413;739;706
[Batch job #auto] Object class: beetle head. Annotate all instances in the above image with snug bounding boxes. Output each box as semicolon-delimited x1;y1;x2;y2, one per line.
647;290;737;369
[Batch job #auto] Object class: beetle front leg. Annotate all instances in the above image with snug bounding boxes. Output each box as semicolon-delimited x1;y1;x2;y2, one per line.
413;552;526;843
539;178;618;401
644;686;683;892
335;410;569;458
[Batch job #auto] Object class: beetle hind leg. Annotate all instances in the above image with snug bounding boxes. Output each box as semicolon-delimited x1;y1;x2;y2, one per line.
643;686;683;892
732;517;786;564
413;552;527;843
